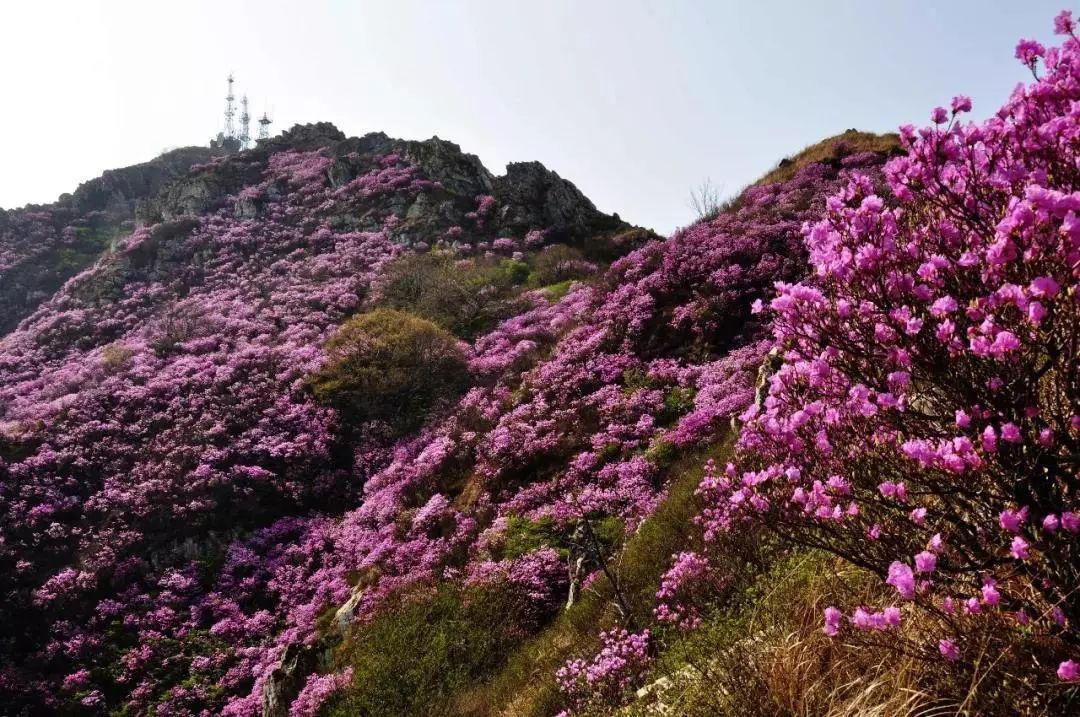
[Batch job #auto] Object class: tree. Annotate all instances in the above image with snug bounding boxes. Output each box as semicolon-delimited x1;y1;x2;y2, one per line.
688;178;722;220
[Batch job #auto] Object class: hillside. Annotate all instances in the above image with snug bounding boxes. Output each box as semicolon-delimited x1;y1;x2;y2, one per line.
3;11;1080;717
0;146;226;334
0;117;894;715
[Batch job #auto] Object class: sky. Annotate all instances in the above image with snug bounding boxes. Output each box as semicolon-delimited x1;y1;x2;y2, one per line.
0;0;1070;234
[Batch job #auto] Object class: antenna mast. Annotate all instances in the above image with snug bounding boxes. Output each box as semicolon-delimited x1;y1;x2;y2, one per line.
239;94;251;149
257;111;273;141
224;74;237;140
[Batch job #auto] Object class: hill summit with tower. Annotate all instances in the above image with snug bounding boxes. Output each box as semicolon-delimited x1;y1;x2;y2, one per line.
210;74;272;152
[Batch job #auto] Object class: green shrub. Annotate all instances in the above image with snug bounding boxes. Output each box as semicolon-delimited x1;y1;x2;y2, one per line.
308;309;469;432
541;279;576;301
377;253;526;339
659;386;696;425
324;584;537;717
497;257;531;285
503;516;566;560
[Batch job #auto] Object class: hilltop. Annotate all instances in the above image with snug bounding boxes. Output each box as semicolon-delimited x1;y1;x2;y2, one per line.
3;13;1080;714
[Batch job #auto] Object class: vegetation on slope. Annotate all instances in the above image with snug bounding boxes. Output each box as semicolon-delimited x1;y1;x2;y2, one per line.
7;11;1080;717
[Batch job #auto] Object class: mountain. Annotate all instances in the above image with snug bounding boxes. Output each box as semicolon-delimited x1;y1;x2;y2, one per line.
0;121;650;714
0;146;224;334
0;117;904;715
5;17;1078;711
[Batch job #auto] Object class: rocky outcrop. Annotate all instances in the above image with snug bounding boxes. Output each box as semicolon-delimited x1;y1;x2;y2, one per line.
0;146;225;333
1;122;637;336
65;146;220;218
493;160;620;239
261;642;332;717
133;123;631;248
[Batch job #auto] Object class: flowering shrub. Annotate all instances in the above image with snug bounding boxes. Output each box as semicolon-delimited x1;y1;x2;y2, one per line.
465;546;569;631
555;628;652;715
695;11;1080;702
653;550;721;631
290;668;353;717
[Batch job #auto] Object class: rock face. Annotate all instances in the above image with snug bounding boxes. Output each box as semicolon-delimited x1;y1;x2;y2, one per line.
261;641;332;717
66;146;221;218
130;124;631;250
493;160;614;238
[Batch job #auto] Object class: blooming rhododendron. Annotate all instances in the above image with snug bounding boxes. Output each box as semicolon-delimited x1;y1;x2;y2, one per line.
690;12;1080;696
555;628;651;715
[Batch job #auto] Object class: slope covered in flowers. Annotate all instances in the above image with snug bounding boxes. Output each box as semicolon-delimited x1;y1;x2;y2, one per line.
0;107;898;714
546;11;1080;717
0;126;624;714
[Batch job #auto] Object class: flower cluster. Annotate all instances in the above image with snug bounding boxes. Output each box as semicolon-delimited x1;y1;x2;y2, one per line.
654;551;716;630
289;668;353;717
555;628;652;715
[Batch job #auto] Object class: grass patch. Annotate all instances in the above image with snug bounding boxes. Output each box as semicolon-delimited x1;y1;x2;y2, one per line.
323;583;539;717
753;129;902;187
625;550;919;717
444;437;735;716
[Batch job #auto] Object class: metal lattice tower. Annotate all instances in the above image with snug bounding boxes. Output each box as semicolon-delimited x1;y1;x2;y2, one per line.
257;112;272;141
239;95;251;149
224;74;237;140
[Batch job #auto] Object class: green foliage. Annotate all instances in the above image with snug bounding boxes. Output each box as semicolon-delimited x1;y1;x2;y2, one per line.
620;367;655;395
52;226;113;274
659;386;696;425
614;445;721;617
591;515;626;554
644;438;679;469
498;257;531;285
503;516;566;560
308;308;470;433
324;584;536;717
445;586;609;717
442;438;734;716
376;253;527;339
540;279;575;302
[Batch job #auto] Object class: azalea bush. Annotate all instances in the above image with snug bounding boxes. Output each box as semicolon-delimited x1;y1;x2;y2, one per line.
693;11;1080;710
555;628;652;716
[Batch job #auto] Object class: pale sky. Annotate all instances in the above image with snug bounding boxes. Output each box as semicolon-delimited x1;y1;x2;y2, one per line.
0;1;1067;234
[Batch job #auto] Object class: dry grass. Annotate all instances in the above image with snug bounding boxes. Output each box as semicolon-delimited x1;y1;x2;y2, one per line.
619;551;937;717
753;129;902;187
